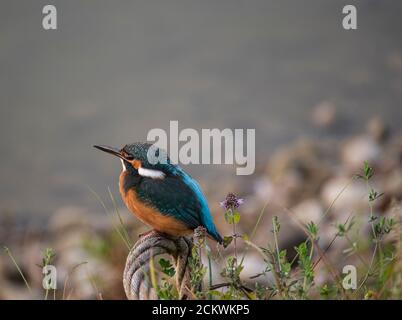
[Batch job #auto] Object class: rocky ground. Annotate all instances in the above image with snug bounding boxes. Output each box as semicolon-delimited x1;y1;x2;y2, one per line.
1;111;401;299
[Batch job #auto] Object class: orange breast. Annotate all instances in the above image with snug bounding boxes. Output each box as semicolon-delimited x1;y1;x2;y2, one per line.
119;171;192;236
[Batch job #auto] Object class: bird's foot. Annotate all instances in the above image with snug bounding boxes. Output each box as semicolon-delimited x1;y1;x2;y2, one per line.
138;230;154;238
138;230;183;242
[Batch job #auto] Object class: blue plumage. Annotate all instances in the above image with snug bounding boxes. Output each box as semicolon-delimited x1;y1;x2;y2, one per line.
95;142;223;243
176;167;223;243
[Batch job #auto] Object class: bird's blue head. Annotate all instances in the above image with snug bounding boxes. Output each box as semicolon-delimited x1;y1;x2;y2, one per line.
94;142;172;178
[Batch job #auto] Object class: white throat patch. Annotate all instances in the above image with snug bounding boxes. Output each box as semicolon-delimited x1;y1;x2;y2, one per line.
120;159;127;171
138;167;166;179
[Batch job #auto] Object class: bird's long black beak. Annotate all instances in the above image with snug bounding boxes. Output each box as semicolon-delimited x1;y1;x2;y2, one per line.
93;145;125;160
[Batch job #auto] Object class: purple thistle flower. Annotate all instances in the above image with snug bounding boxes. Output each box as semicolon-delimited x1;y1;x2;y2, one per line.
220;193;244;210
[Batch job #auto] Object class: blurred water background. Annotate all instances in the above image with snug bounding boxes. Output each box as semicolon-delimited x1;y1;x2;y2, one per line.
1;1;402;219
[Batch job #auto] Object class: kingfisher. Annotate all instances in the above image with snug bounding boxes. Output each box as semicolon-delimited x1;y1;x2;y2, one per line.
94;142;223;244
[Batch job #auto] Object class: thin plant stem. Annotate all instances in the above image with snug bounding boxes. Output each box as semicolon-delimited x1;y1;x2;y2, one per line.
231;208;238;266
318;176;356;225
108;187;132;248
286;178;354;269
62;262;88;300
87;185;131;251
312;213;352;270
302;242;314;296
207;248;213;300
344;234;369;268
356;178;381;295
3;246;33;295
272;217;281;272
356;243;378;294
243;240;285;299
239;200;269;266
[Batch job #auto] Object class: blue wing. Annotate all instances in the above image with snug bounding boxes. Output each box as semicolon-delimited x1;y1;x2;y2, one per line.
135;166;222;243
174;167;222;243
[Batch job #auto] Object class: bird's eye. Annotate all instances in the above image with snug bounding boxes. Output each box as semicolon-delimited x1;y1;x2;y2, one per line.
121;149;134;160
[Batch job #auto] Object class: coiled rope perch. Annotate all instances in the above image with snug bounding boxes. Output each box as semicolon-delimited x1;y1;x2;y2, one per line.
123;230;193;300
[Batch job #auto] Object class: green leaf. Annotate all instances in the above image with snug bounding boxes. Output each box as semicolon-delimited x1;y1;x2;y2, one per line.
320;284;330;298
369;188;384;202
306;221;318;239
224;210;234;224
159;258;175;277
233;211;240;224
208;290;222;297
363;161;374;180
223;236;233;248
272;216;280;233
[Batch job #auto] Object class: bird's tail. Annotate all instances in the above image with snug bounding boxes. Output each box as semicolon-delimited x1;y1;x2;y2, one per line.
207;227;223;244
